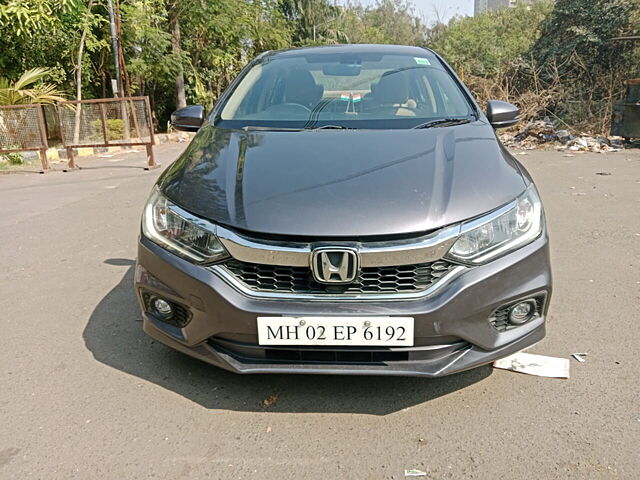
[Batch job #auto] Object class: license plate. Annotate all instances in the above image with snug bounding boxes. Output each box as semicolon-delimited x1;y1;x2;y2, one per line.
257;316;414;347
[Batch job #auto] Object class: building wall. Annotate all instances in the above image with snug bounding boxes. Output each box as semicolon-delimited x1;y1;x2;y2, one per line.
474;0;489;16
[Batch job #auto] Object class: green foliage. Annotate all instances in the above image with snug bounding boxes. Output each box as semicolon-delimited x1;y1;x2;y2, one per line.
0;0;430;128
0;0;76;38
281;0;342;44
0;153;25;165
180;0;292;106
0;0;635;134
91;118;125;141
431;1;552;77
122;1;184;88
361;0;428;46
284;0;427;46
0;0;106;92
0;68;67;105
429;0;640;133
528;0;640;131
533;0;638;73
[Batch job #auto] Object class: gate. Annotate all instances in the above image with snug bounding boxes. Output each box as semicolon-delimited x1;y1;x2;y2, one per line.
57;96;157;169
0;104;50;172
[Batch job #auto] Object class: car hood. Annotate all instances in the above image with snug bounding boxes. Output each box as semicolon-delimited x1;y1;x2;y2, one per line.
159;122;526;238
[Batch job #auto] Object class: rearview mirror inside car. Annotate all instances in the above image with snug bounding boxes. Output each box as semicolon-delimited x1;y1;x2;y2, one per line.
486;100;521;129
170;105;205;132
322;64;362;76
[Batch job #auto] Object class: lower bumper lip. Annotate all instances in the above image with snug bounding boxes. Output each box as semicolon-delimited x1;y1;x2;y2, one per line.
142;315;546;377
135;231;552;377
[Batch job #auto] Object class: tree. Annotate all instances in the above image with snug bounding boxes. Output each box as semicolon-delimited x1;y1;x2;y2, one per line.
529;0;640;129
280;0;342;44
0;0;76;38
532;0;638;74
431;1;552;77
73;0;96;143
168;1;187;110
178;0;291;106
363;0;427;46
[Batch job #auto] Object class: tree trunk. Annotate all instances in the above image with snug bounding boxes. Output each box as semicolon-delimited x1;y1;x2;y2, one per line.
73;0;95;145
169;5;187;110
114;0;131;141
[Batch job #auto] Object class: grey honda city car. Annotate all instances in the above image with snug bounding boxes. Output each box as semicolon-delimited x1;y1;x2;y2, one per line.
135;44;551;377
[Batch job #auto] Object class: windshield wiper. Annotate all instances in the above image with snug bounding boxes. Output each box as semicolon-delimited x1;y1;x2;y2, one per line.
241;125;354;132
412;118;472;129
305;124;355;131
241;125;304;132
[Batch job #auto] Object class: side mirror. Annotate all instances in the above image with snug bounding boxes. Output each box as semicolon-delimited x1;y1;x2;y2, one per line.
486;100;520;129
170;105;205;132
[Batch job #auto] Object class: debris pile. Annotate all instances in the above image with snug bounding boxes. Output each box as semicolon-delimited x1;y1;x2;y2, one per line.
500;119;625;153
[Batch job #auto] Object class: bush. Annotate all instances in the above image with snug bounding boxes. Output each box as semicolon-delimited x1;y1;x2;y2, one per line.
431;2;552;78
0;152;24;165
431;0;640;135
91;118;126;141
430;2;558;126
527;0;640;133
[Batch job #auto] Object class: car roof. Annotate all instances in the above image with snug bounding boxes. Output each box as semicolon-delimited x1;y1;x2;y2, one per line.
265;44;434;59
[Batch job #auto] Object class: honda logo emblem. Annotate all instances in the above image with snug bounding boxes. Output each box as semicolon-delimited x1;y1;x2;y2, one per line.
310;248;359;284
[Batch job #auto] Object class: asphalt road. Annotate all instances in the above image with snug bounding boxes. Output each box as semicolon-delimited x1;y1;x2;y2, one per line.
1;144;638;479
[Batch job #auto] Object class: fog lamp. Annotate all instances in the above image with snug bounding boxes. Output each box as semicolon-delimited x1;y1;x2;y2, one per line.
152;297;173;318
509;301;534;325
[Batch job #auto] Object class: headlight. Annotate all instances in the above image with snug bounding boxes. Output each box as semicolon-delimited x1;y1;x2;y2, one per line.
142;187;229;264
447;185;544;264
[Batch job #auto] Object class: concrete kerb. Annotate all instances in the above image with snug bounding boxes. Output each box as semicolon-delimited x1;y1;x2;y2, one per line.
50;132;195;160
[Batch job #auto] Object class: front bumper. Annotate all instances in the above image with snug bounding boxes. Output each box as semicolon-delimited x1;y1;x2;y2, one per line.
135;233;552;377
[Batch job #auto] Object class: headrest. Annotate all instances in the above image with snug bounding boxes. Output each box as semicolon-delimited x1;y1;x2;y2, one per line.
371;72;410;105
284;70;324;108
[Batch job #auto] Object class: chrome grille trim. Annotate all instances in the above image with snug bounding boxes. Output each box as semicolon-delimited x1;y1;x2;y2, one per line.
223;259;456;294
216;224;461;268
210;263;467;301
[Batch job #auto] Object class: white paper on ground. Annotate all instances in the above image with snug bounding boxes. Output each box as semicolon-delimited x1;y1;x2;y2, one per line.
404;469;427;477
493;352;570;378
572;353;588;363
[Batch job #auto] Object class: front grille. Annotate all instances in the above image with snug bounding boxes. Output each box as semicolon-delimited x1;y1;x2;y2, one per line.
265;348;409;363
221;258;458;295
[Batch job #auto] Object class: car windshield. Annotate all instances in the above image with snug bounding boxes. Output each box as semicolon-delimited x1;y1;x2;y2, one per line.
217;50;474;130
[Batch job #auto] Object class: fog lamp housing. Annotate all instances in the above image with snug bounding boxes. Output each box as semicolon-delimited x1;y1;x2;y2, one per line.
488;294;546;332
152;297;173;318
508;300;536;325
141;292;192;327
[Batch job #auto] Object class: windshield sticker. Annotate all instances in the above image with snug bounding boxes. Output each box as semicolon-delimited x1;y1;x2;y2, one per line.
414;57;431;65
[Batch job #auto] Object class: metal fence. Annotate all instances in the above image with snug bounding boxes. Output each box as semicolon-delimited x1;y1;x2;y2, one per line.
57;96;157;169
0;104;50;171
43;104;62;144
